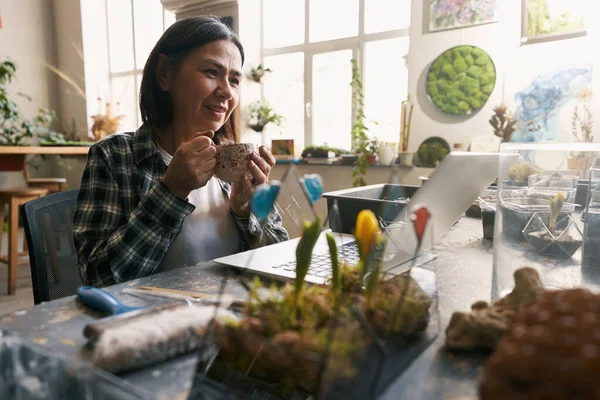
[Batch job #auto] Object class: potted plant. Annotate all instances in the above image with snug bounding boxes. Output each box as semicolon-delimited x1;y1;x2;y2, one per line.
397;95;414;166
247;64;272;84
366;137;380;165
503;160;541;189
523;192;583;258
416;141;448;168
0;59;60;170
246;101;284;133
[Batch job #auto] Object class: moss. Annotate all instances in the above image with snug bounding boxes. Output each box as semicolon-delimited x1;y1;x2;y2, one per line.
426;82;439;96
441;64;457;80
467;65;482;79
481;83;494;95
453;58;468;74
426;45;496;115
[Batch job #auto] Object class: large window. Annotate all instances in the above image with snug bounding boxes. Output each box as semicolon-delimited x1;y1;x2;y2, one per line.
105;0;176;132
261;0;411;154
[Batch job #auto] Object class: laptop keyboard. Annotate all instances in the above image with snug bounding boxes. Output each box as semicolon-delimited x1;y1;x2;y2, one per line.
275;242;360;278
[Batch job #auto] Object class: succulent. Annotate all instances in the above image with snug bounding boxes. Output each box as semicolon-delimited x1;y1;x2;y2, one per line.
548;192;565;234
506;160;540;182
426;45;496;115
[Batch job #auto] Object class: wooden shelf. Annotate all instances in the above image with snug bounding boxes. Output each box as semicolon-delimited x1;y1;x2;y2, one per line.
0;146;91;155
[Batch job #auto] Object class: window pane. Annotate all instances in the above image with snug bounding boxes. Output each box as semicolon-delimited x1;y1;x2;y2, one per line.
107;0;134;73
310;0;358;42
312;50;352;150
163;8;176;30
364;38;410;144
263;53;305;157
133;0;164;69
111;76;138;133
365;0;411;34
263;0;304;48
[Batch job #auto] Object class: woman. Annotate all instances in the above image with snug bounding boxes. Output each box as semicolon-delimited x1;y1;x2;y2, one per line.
73;17;288;287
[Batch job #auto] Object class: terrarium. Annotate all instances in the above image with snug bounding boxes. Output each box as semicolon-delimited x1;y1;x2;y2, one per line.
493;143;600;300
582;167;600;269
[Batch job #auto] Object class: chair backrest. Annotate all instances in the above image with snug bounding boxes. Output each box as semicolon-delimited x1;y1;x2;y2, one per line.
20;189;81;304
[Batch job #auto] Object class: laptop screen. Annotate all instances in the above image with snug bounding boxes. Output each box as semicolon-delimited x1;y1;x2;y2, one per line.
379;152;518;269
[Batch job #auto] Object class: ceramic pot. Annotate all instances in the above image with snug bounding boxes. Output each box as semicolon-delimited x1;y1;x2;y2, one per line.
396;152;414;166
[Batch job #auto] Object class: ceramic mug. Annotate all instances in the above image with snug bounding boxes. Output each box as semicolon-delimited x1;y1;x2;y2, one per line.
214;143;259;183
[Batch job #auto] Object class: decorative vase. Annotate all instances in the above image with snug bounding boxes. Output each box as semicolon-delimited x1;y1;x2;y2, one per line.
397;152;414;166
366;154;378;165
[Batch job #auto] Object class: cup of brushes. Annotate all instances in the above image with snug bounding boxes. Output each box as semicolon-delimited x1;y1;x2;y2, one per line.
77;171;433;397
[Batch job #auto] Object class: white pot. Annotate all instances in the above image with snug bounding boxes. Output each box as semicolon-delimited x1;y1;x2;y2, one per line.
378;144;397;165
397;152;414;166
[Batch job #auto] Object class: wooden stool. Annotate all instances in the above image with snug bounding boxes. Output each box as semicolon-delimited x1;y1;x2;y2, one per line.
0;187;48;294
27;178;67;194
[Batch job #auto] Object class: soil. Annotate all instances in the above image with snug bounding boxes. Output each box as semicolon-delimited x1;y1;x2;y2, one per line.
525;230;582;258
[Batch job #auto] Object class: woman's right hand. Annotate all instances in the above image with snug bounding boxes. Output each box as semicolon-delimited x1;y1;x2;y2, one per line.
161;131;216;199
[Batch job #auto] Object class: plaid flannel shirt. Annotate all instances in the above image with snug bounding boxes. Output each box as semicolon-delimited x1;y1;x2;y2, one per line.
73;125;288;287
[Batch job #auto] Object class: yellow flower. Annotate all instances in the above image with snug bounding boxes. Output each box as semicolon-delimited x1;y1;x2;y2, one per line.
355;209;381;257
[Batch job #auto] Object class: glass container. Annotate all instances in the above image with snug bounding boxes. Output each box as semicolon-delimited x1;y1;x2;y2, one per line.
492;143;600;299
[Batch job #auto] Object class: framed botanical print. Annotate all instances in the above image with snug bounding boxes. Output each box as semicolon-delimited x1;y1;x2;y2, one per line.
428;0;497;32
521;0;587;45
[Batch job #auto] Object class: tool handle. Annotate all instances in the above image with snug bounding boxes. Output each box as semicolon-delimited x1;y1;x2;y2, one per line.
78;286;134;315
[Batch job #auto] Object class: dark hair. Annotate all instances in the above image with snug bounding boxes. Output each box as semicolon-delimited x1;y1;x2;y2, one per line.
139;16;245;141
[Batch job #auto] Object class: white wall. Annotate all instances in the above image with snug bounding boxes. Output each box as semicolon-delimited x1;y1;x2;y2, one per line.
0;0;61;187
407;0;600;152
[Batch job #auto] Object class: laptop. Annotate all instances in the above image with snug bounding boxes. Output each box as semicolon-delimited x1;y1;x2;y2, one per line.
215;152;517;284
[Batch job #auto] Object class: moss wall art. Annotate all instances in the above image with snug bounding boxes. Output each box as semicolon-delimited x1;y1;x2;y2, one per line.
426;45;496;116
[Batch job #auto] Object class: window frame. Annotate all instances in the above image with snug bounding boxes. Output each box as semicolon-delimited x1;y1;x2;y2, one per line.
104;0;173;131
260;0;410;149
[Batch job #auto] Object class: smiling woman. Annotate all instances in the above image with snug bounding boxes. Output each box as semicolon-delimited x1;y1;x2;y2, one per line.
72;17;288;288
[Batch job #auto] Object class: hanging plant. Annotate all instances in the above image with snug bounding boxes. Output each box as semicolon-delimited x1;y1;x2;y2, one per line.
246;100;285;132
247;64;272;83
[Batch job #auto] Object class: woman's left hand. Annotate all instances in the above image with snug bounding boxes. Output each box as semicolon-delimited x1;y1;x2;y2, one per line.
230;146;276;218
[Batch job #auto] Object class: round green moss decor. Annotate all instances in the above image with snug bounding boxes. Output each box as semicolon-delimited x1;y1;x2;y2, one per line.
426;45;496;116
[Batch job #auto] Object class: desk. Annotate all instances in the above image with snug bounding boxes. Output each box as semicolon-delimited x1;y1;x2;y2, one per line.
0;146;90;156
0;216;492;399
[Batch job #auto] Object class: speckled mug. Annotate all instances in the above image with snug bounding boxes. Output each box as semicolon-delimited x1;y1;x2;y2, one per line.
215;143;259;183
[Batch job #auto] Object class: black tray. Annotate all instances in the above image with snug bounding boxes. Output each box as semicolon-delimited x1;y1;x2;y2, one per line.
323;184;420;234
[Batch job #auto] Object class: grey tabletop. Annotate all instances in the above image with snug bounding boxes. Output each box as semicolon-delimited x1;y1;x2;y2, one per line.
0;216;493;400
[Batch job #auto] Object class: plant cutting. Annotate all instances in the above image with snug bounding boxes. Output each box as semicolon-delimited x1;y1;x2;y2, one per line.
246;100;284;132
523;192;583;258
397;95;414;166
350;59;378;187
211;210;432;397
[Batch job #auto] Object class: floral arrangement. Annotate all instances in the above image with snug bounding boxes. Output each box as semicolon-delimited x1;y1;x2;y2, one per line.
90;97;125;141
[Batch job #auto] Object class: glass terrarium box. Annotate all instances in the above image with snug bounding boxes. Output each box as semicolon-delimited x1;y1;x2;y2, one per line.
493;143;600;299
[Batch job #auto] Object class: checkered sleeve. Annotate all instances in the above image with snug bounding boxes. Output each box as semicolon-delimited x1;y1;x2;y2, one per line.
73;144;194;287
